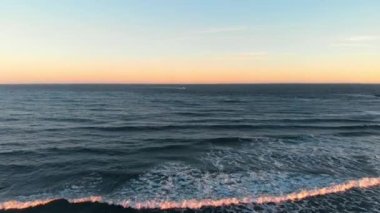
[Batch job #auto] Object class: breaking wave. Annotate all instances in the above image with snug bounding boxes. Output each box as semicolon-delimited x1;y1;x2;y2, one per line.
1;177;379;210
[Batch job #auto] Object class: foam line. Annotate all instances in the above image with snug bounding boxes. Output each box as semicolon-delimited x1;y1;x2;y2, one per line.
1;177;379;210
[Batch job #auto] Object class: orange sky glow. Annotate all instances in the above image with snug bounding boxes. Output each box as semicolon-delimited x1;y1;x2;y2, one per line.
1;1;379;84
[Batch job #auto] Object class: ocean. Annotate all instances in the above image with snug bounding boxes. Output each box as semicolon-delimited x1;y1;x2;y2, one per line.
0;84;379;212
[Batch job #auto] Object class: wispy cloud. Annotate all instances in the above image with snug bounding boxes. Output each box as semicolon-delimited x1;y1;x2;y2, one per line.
213;51;269;61
333;35;379;47
195;26;249;34
172;26;249;41
344;35;379;42
232;52;268;59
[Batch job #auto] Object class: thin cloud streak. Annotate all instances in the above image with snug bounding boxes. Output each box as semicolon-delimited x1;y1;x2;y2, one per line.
171;26;249;41
332;35;379;47
229;52;269;60
195;26;249;34
344;35;379;42
209;51;269;61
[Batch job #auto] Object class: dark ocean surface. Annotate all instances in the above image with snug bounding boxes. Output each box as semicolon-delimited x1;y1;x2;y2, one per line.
0;84;379;212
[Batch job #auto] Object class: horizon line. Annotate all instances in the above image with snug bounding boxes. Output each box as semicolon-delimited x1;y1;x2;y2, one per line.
1;82;380;86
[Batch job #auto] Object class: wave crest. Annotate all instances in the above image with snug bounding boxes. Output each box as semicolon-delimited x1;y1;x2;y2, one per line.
1;177;379;210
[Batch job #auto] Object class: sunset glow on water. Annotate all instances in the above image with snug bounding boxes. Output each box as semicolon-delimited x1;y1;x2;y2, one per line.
1;177;379;210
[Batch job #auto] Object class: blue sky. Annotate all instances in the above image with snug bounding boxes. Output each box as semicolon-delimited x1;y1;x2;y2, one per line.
1;0;380;83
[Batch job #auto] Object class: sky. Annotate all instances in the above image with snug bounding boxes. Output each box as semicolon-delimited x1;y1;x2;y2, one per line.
1;0;380;84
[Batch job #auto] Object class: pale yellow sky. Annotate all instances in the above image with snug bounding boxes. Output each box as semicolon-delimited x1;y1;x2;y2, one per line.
1;54;379;84
1;0;380;84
